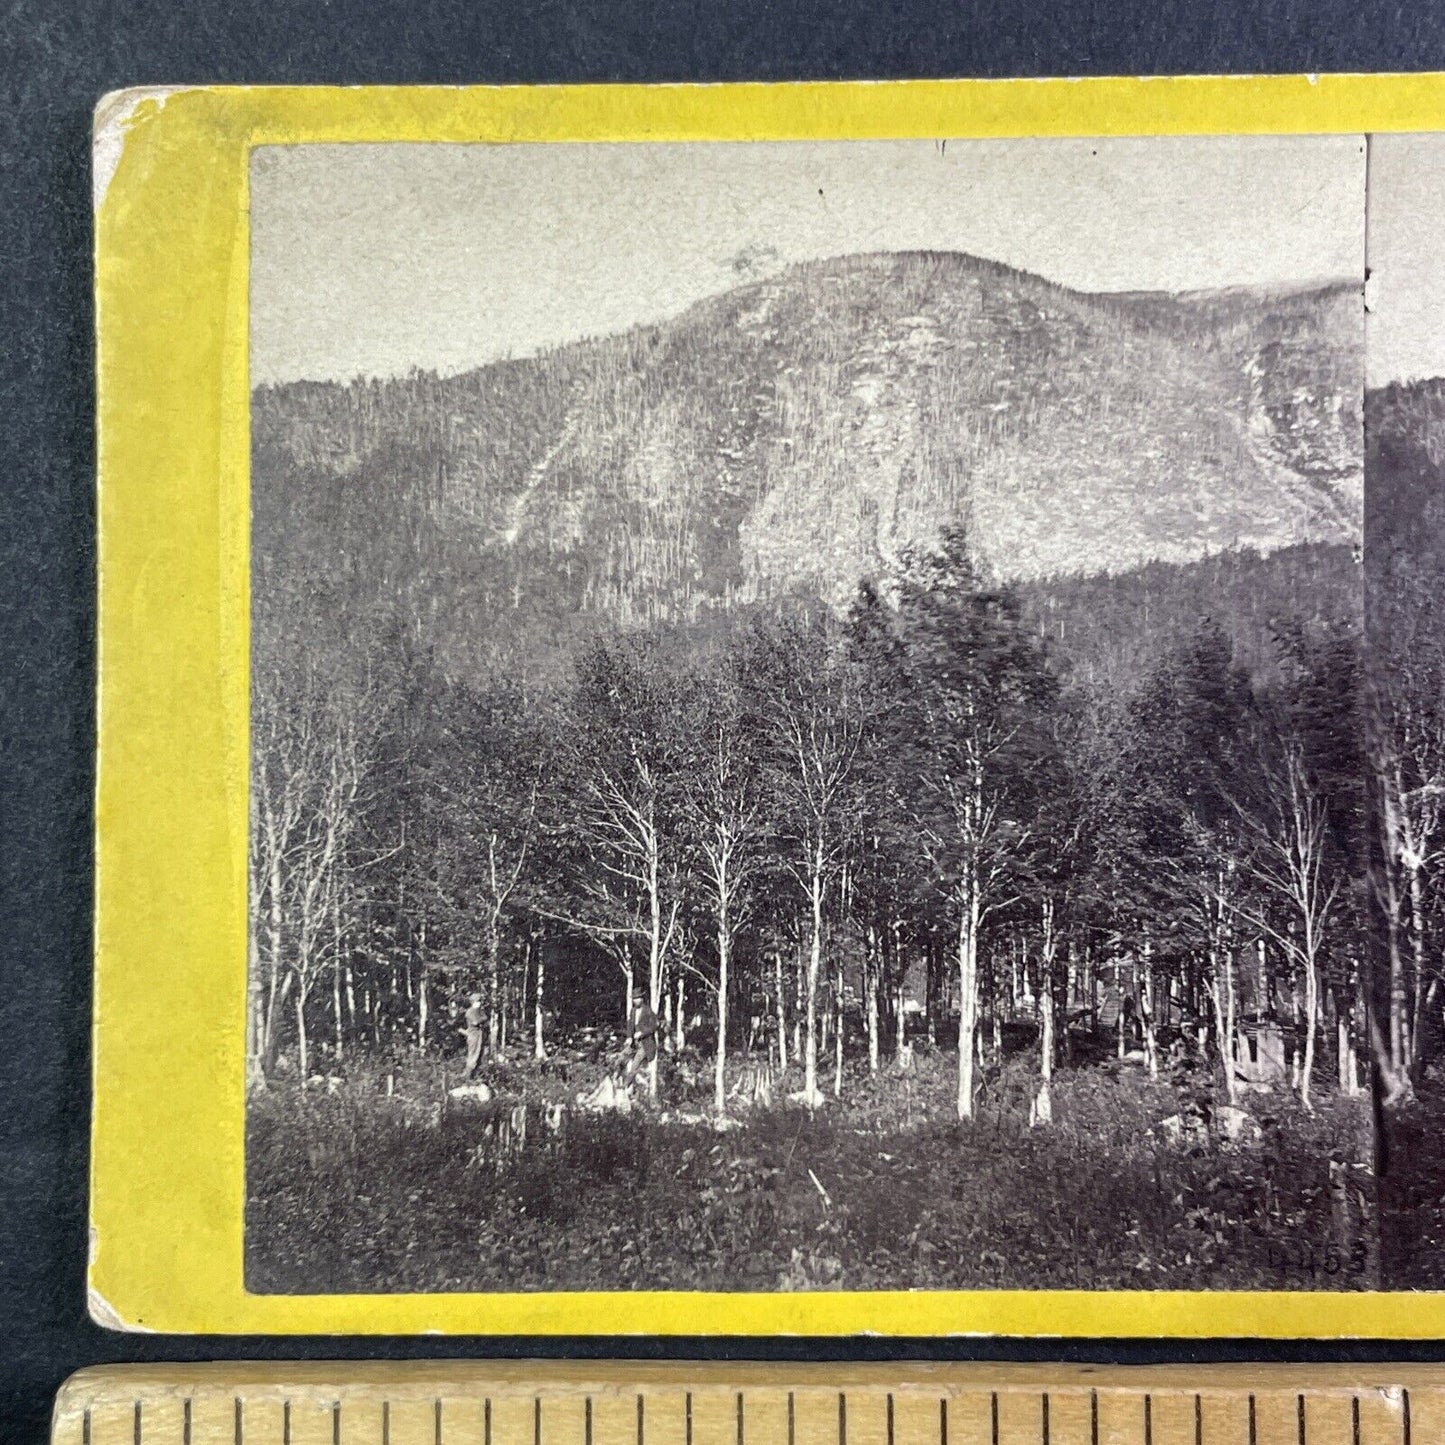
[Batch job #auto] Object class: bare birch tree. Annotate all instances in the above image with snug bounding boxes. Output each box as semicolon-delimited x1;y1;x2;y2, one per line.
1370;658;1445;1102
890;532;1057;1121
424;682;544;1061
249;668;366;1081
545;636;685;1099
1235;733;1345;1111
680;671;765;1116
747;611;866;1108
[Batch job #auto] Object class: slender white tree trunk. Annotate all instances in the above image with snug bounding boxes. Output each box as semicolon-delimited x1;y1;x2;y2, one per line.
1141;938;1158;1079
486;911;502;1061
331;891;344;1062
1034;901;1056;1125
866;950;880;1075
1034;968;1054;1126
1300;939;1319;1111
804;866;823;1105
715;918;730;1115
957;884;980;1121
1337;1006;1356;1097
247;937;264;1084
646;837;665;1101
794;944;804;1066
774;950;788;1073
295;982;310;1079
1408;857;1428;1075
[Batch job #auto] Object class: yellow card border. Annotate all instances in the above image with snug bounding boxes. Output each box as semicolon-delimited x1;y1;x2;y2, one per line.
92;75;1445;1336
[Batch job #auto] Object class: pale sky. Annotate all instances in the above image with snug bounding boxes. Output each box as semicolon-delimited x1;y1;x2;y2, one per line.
1367;133;1445;386
251;137;1366;386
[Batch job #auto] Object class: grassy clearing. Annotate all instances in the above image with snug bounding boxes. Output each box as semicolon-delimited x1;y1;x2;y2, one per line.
247;1047;1373;1294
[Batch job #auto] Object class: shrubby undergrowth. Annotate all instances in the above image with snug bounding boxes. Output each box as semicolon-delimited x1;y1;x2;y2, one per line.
247;1048;1373;1294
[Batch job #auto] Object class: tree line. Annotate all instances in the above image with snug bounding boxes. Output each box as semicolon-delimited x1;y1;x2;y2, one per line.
249;528;1366;1121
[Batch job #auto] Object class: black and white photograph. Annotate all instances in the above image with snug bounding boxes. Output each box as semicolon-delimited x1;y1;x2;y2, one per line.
243;136;1373;1295
1363;132;1445;1289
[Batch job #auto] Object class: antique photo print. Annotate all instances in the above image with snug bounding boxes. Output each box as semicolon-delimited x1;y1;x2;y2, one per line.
1364;132;1445;1289
244;136;1371;1293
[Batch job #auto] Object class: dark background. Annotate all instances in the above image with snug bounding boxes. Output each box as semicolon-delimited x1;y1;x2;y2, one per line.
6;3;1445;1441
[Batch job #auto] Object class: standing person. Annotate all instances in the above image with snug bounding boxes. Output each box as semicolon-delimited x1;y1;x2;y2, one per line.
461;991;486;1079
624;996;661;1082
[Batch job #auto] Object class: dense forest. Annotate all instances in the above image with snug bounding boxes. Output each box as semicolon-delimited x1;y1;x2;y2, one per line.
249;531;1366;1114
246;254;1371;1294
1366;379;1445;1286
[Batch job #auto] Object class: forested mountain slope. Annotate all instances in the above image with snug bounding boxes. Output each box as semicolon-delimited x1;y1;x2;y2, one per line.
1367;378;1445;577
253;251;1362;684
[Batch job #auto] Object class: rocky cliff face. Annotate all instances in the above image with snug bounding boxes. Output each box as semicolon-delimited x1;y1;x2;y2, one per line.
253;251;1362;678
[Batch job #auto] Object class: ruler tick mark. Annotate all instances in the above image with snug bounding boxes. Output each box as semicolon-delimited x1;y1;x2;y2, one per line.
57;1371;1445;1445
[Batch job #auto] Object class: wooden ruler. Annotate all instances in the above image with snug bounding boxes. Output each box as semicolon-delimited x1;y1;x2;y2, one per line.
51;1363;1440;1445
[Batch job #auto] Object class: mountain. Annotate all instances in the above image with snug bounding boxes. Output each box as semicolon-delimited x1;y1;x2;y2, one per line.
252;251;1363;682
1367;378;1445;575
1365;379;1445;674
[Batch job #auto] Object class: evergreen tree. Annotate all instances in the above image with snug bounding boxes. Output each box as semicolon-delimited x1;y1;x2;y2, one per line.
885;529;1060;1119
